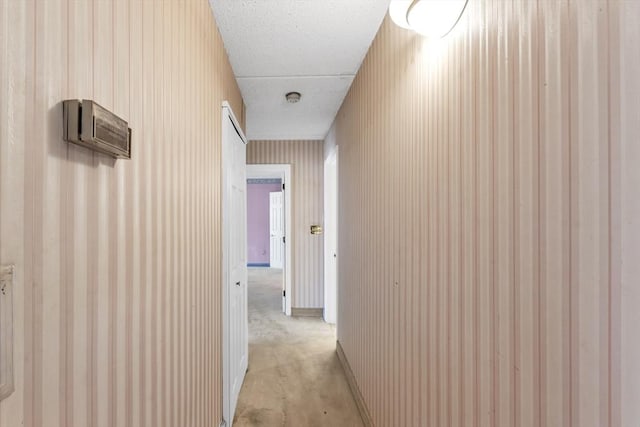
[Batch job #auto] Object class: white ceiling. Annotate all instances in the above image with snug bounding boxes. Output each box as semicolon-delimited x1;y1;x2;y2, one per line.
210;0;390;140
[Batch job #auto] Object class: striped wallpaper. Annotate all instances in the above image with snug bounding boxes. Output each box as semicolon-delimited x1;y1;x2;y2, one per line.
247;140;325;309
333;2;640;427
0;0;243;426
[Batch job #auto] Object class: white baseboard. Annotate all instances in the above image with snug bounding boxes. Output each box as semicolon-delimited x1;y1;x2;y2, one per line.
291;307;323;317
336;340;374;427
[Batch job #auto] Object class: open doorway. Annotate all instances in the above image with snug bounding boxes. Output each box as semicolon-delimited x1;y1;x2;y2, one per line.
246;178;284;315
246;164;292;316
247;178;283;268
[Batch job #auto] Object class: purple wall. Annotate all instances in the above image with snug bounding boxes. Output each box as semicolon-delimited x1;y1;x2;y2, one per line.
247;180;282;265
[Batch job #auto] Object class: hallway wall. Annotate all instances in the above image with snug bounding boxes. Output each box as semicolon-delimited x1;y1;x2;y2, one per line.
0;0;243;426
332;2;640;426
247;140;324;309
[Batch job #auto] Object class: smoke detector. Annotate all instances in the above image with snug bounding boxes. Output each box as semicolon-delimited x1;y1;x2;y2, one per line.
285;92;302;104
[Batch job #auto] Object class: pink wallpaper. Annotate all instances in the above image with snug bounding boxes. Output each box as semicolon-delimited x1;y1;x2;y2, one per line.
332;3;640;426
247;181;282;265
0;0;244;425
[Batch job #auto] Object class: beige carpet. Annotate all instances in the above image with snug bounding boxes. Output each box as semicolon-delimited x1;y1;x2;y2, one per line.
233;267;364;427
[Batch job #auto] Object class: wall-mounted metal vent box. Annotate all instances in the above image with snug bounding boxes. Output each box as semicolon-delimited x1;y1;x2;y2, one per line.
63;99;132;159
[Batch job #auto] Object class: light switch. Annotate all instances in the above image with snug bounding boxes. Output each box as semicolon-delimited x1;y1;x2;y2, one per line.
0;265;14;401
310;225;323;235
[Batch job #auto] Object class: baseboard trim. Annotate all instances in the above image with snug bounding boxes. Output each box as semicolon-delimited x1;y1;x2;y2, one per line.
336;340;374;427
291;307;323;317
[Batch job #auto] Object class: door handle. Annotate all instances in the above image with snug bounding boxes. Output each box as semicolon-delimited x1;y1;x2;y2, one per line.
235;281;241;287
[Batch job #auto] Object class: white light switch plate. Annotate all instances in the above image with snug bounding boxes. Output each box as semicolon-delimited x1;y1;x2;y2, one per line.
0;265;14;401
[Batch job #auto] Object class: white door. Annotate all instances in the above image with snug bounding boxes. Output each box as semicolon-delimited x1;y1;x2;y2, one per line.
269;191;284;269
223;105;248;426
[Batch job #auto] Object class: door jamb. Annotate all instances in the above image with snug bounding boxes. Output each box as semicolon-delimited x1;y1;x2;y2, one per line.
323;146;338;324
246;163;292;316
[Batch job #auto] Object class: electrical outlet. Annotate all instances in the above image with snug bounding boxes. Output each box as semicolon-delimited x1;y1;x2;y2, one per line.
0;264;14;401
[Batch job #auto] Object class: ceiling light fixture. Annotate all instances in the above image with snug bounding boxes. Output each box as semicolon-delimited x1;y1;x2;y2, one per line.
389;0;468;38
285;92;302;104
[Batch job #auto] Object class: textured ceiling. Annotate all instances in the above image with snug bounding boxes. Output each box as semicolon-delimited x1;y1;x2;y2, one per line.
210;0;390;140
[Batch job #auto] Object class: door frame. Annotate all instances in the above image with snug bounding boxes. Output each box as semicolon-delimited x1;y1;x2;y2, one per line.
246;164;292;316
323;146;338;324
222;101;248;427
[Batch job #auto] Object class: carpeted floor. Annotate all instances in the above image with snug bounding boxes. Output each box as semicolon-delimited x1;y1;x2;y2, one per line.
233;267;364;427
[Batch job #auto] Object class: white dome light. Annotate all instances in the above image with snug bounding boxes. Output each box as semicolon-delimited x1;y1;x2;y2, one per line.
389;0;468;38
388;0;413;29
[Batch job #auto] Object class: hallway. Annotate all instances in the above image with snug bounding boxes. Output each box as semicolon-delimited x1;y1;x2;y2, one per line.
233;268;362;427
1;0;639;425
